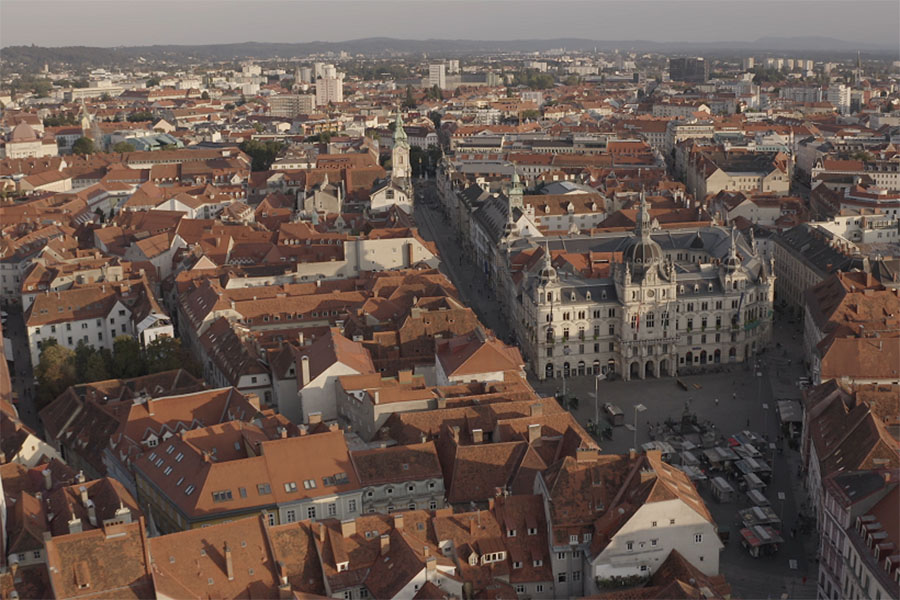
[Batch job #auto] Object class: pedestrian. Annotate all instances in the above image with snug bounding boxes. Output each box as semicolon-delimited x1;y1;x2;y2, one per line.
715;397;719;407
733;392;737;401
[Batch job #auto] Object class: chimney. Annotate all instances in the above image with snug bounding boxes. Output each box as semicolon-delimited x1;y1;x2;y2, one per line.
436;397;446;409
340;519;357;538
394;514;404;530
114;503;132;524
528;423;541;445
398;370;413;384
277;563;292;599
79;485;89;507
76;470;86;484
225;543;235;581
43;469;52;491
301;355;310;386
86;500;97;527
423;545;430;558
68;517;83;534
316;523;327;543
298;331;305;346
373;390;380;405
308;412;322;425
425;555;436;575
451;425;460;442
629;448;637;460
472;428;484;444
380;534;390;556
530;402;543;417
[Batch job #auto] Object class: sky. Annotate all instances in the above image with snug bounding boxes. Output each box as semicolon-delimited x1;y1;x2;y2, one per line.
1;0;898;48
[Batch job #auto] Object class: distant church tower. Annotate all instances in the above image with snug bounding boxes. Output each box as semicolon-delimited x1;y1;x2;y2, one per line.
79;98;103;149
391;111;411;182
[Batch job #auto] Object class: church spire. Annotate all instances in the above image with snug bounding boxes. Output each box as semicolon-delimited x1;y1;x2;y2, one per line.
635;189;651;238
393;111;408;146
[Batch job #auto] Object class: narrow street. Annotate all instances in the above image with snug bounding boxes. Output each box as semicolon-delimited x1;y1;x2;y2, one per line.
3;304;42;435
413;180;510;340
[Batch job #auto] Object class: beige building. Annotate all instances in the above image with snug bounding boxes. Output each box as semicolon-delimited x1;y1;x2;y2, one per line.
499;195;774;381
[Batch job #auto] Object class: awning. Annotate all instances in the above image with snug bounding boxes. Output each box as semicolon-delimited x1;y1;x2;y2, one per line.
777;399;803;423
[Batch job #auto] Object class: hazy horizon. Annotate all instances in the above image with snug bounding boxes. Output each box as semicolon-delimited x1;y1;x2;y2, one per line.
1;0;898;49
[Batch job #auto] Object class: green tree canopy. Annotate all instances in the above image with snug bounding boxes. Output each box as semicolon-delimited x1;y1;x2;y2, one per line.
35;340;77;409
112;335;145;379
144;336;184;374
127;111;154;122
112;141;136;153
402;85;417;109
71;136;95;155
239;139;286;171
427;110;442;130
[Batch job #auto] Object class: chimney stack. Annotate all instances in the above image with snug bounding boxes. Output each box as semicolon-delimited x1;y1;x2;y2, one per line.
471;428;484;444
225;543;235;581
308;412;322;425
277;561;291;598
76;470;86;484
530;402;543;417
340;519;357;538
527;423;541;445
316;523;326;543
86;500;97;527
301;355;310;386
380;534;390;556
79;485;89;508
68;517;83;534
394;514;404;530
43;469;52;491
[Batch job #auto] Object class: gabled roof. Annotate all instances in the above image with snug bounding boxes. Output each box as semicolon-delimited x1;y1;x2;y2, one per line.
436;334;523;378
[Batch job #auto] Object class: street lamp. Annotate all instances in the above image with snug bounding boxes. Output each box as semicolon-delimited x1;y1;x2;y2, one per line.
594;371;606;427
633;403;647;450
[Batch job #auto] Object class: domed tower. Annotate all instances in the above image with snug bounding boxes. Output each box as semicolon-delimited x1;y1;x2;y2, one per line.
623;191;664;278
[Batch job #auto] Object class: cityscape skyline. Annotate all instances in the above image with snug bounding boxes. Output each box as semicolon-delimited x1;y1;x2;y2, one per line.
2;0;899;49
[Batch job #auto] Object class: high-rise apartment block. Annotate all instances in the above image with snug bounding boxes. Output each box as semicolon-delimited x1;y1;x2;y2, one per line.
669;57;709;83
428;63;447;89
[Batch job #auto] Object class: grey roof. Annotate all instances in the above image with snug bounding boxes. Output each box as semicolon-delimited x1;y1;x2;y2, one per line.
775;224;868;277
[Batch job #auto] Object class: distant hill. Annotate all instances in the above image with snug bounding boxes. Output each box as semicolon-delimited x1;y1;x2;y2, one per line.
1;36;895;71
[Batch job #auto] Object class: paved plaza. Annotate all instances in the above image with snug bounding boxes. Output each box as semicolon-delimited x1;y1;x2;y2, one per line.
415;189;820;599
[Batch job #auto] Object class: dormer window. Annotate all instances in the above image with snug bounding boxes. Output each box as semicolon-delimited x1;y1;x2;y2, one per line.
507;529;516;538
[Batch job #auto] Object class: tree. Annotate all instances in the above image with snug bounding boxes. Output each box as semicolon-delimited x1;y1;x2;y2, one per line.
280;79;295;90
402;85;416;109
127;111;154;122
75;341;110;383
427;110;442;130
71;136;95;156
112;335;145;379
112;141;136;153
35;339;77;409
145;77;161;87
239;139;286;171
144;336;184;373
201;90;210;100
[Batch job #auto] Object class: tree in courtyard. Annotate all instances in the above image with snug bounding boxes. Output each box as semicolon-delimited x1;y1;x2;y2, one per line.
112;335;145;379
35;339;77;409
144;336;184;374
